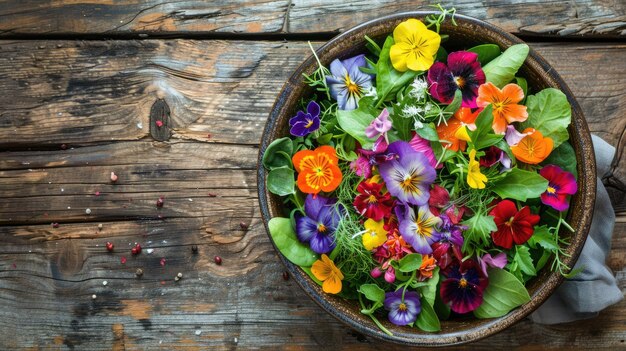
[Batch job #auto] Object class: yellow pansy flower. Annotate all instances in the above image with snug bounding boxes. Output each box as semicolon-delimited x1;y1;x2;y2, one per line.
311;254;344;294
467;149;488;189
362;219;387;251
390;19;441;72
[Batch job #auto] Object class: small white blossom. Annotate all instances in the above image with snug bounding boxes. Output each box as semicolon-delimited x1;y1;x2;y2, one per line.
423;102;434;113
402;105;423;118
409;78;429;101
363;86;378;98
414;120;424;129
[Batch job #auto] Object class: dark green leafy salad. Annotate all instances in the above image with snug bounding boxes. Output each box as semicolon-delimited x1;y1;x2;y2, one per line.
262;9;578;334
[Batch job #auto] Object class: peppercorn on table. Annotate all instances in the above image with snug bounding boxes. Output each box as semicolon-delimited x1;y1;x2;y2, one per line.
0;1;624;349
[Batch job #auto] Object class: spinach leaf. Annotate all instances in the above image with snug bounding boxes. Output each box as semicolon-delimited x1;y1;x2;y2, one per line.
482;44;529;88
473;268;531;318
520;88;571;148
491;168;548;201
268;217;317;267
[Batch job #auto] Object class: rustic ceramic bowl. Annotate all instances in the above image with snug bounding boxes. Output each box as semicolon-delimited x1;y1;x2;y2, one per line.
257;12;596;346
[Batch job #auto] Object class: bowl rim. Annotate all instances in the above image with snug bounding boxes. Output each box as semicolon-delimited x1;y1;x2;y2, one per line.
257;11;596;346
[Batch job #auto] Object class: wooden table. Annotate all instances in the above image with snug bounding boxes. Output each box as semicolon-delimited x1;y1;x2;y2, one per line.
0;1;624;349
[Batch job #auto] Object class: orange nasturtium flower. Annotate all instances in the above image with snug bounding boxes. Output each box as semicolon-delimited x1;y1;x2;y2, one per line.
311;254;344;294
476;82;528;134
436;107;479;152
511;128;554;164
418;254;437;281
292;145;342;194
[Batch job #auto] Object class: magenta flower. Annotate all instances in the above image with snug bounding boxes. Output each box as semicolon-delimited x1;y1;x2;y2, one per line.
539;165;577;211
427;51;485;108
365;108;392;140
477;252;508;277
408;133;439;169
384;289;421;326
431;214;465;269
440;259;488;314
326;54;373;110
289;101;320;137
295;194;343;254
379;141;436;206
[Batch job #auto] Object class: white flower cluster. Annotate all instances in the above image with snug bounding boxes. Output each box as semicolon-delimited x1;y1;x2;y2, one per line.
409;77;429;101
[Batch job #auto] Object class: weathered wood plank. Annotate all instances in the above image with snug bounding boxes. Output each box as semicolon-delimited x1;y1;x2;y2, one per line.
0;0;624;38
0;40;624;149
0;218;623;349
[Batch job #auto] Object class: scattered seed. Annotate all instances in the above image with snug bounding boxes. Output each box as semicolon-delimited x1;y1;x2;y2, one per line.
195;330;202;336
207;193;217;197
214;256;222;265
110;172;118;183
177;272;183;278
60;144;68;150
135;268;143;277
102;281;108;286
156;196;164;208
106;242;114;252
85;208;92;215
174;276;180;282
282;271;290;281
155;120;164;127
95;191;101;196
191;245;198;254
160;258;166;266
98;223;103;230
131;243;142;255
146;248;154;254
92;294;97;300
207;133;211;139
239;222;249;231
51;222;59;228
120;256;127;264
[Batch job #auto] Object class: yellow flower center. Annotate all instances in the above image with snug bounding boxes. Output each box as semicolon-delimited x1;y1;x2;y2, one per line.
398;302;408;311
367;194;378;203
547;186;556;194
505;217;515;226
318;223;327;233
305;119;314;128
301;154;335;190
410;37;429;58
400;173;421;194
459;278;468;288
345;75;361;96
454;76;465;88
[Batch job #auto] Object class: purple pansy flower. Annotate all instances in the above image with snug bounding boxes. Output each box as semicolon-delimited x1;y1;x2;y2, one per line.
440;259;489;314
326;54;373;110
398;204;442;254
295;194;343;254
365;108;392;140
379;141;436;206
427;51;485;108
350;135;392;178
289;101;321;137
431;214;465;269
384;289;421;326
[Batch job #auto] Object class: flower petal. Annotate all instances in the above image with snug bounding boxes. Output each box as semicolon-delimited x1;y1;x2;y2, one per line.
501;83;525;103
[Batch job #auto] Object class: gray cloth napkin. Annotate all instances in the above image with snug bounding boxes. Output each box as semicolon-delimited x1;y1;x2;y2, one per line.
530;135;623;324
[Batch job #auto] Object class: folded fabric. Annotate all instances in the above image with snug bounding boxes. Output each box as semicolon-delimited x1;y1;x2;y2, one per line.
530;135;623;324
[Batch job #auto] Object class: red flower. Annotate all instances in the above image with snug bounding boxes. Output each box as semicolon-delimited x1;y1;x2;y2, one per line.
353;181;394;221
489;200;540;249
428;184;450;216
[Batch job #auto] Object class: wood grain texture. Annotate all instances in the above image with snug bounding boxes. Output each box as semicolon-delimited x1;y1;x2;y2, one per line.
0;40;624;149
0;0;624;38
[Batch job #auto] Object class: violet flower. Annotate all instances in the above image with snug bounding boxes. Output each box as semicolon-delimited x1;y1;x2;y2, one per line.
326;54;373;110
477;252;508;277
440;259;488;314
295;194;343;254
365;108;392;140
398;205;442;254
427;51;485;108
431;214;465;269
539;165;577;211
384;289;421;326
379;141;436;206
289;101;321;137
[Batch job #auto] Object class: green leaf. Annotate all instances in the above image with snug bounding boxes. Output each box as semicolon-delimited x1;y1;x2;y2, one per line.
376;36;419;103
469;105;504;150
443;89;463;116
527;225;558;251
336;96;378;149
262;137;293;169
415;123;439;141
390;109;413;141
359;284;386;304
268;217;317;267
491;168;548;201
473;268;531;318
514;245;536;277
435;46;448;63
434;285;451;320
519;88;571;148
462;212;497;253
419;267;440;307
542;141;577;177
482;44;529;88
515;76;528;104
398;253;423;273
415;298;441;332
316;133;333;145
467;44;501;66
267;167;295;196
